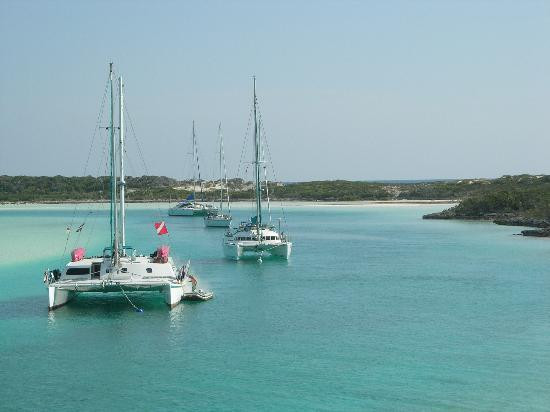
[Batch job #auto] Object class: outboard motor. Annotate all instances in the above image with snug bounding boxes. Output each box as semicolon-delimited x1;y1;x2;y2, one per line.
52;269;61;281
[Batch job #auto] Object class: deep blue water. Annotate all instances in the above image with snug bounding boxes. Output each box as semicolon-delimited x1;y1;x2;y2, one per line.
1;203;549;411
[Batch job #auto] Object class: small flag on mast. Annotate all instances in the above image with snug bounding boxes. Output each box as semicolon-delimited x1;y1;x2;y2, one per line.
154;221;168;236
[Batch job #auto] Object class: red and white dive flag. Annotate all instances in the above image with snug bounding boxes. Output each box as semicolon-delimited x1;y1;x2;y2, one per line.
154;221;168;236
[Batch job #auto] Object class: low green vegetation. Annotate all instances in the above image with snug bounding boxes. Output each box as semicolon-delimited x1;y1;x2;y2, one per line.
269;181;392;201
423;175;550;220
2;174;550;223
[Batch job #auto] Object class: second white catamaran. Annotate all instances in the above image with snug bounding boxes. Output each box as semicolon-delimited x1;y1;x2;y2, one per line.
223;78;292;260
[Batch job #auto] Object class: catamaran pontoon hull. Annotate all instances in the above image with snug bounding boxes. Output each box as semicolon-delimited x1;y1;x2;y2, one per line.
48;287;76;310
169;207;200;216
169;204;218;216
204;215;232;227
223;241;292;260
48;279;190;310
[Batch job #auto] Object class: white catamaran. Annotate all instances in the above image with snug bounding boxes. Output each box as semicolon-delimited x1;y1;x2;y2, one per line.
43;64;201;310
223;78;292;260
204;123;232;228
169;121;218;217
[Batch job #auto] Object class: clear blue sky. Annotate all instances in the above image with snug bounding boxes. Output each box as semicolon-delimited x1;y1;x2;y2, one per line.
1;0;550;181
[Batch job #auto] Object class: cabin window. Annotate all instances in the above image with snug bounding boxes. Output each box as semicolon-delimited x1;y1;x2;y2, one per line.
66;267;90;276
146;268;153;273
91;263;101;279
121;267;128;273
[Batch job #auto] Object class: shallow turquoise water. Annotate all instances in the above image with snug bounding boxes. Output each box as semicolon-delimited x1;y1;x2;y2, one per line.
1;203;550;411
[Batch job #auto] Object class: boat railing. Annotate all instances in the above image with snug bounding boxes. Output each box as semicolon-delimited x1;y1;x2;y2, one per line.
102;246;136;258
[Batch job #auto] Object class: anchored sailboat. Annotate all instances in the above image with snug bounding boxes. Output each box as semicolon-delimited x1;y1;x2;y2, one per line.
223;77;292;260
43;64;202;310
169;122;218;217
205;123;232;228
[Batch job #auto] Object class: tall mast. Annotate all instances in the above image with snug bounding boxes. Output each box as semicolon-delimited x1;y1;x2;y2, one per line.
221;123;230;215
192;121;196;202
118;75;126;255
253;76;262;234
218;123;223;212
109;63;119;264
195;125;204;202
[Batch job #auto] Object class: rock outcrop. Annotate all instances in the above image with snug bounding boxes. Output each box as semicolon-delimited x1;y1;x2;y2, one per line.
520;228;550;237
423;209;550;237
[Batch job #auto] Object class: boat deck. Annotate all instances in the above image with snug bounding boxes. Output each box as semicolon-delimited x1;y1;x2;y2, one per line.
51;278;182;292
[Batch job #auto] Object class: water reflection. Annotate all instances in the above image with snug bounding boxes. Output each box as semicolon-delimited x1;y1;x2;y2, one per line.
47;310;56;327
169;303;185;330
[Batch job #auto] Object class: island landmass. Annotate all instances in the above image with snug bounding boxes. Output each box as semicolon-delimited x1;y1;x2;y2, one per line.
2;174;549;237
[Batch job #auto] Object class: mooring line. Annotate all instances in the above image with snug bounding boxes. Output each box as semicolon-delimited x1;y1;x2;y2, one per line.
118;283;143;313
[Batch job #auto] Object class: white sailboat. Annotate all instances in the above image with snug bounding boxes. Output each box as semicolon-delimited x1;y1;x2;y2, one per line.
169;122;218;217
204;123;232;228
43;64;204;310
223;77;292;260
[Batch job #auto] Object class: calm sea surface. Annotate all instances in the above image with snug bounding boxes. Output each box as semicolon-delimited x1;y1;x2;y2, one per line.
1;203;549;411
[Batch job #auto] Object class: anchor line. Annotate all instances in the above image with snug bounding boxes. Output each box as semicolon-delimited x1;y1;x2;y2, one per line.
118;283;143;312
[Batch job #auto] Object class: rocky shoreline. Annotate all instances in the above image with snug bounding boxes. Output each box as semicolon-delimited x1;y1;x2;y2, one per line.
423;208;550;237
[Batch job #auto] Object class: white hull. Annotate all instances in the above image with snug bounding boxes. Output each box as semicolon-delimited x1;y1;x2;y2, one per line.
47;279;190;310
48;286;76;310
47;279;191;310
223;241;292;260
169;205;218;216
169;207;195;216
204;216;231;227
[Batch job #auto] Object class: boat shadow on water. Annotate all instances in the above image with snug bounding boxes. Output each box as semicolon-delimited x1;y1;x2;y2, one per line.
233;254;293;265
0;292;202;319
48;293;201;316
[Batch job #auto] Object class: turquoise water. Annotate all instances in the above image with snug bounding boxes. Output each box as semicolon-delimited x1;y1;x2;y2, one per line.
1;203;550;411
